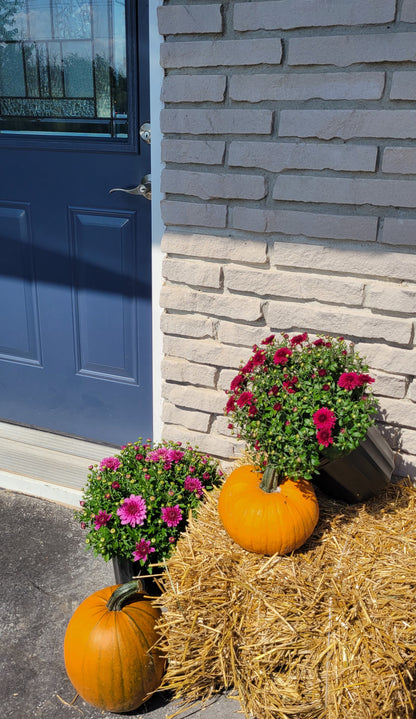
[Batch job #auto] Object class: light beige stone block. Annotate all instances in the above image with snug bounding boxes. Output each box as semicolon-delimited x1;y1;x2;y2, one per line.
162;401;211;433
160;285;263;322
279;110;416;140
162;382;225;415
160;312;215;339
162;257;222;289
162;232;268;264
163;335;243;370
224;265;364;305
264;300;413;345
271;240;416;282
161;357;217;388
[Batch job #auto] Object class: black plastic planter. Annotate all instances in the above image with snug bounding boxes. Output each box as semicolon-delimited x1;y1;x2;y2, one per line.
112;557;163;596
314;425;395;504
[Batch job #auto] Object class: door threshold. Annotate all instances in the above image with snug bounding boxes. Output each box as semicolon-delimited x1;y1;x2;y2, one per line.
0;421;118;502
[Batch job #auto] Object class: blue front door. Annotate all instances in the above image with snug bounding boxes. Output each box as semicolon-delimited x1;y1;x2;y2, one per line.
0;0;152;446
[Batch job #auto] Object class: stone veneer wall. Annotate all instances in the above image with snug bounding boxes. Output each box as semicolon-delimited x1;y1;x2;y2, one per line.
157;0;416;477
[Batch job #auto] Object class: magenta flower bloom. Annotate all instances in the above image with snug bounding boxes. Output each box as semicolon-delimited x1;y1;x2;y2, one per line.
161;505;182;528
99;456;121;472
230;374;245;392
132;539;155;562
290;332;308;345
338;372;361;390
184;476;203;495
273;347;292;365
166;448;185;463
313;407;337;429
316;428;334;448
94;509;112;530
236;391;255;408
117;494;147;527
261;334;275;345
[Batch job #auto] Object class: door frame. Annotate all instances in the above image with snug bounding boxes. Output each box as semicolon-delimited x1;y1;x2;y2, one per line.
0;1;164;505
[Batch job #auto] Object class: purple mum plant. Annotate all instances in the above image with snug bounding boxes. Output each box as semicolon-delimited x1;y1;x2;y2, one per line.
77;439;223;571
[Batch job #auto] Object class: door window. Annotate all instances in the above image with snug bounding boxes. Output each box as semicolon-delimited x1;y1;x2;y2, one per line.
0;0;128;137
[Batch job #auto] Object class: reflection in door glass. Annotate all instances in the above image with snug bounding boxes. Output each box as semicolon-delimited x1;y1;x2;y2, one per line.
0;0;128;137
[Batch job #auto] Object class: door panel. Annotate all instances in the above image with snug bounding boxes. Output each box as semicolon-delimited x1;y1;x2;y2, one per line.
0;0;152;446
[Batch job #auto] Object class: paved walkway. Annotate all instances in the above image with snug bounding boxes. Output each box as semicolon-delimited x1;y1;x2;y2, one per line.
0;488;244;719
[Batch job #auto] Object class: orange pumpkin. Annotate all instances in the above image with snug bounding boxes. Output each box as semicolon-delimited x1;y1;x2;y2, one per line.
218;465;319;556
64;580;165;713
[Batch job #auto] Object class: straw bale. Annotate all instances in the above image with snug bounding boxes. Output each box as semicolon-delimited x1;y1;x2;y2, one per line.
156;480;416;719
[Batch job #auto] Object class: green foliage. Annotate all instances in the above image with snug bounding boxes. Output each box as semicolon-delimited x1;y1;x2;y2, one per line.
76;439;223;571
225;332;379;482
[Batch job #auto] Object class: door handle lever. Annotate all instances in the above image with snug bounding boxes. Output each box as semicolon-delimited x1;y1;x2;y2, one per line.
109;174;151;200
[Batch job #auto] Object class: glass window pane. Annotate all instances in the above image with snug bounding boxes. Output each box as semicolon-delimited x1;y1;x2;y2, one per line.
0;0;128;138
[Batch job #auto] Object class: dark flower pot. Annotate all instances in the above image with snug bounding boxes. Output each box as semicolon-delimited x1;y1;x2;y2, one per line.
112;557;163;596
314;425;395;504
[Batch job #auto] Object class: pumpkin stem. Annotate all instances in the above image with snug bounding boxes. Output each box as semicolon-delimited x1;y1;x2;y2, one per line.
106;580;146;612
260;465;282;493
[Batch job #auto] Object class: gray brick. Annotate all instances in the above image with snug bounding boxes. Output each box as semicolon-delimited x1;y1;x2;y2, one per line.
224;264;364;305
381;218;416;247
229;140;377;173
161;231;268;263
382;147;416;174
264;301;412;345
273;174;416;209
157;4;223;35
162;139;226;166
162;257;222;289
160;284;263;322
161;75;226;103
161;169;265;201
160;38;282;69
271;240;416;282
230;72;385;102
234;0;395;30
161;200;227;228
394;452;416;478
390;71;416;100
401;0;416;22
232;207;378;241
161;108;273;135
279;110;416;140
288;33;416;67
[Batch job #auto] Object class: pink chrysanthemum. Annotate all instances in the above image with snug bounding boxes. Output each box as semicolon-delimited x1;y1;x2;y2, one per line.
94;509;112;530
117;494;147;527
312;407;337;429
338;372;362;390
132;539;155;562
184;476;203;495
99;456;120;471
316;427;334;448
161;505;182;528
